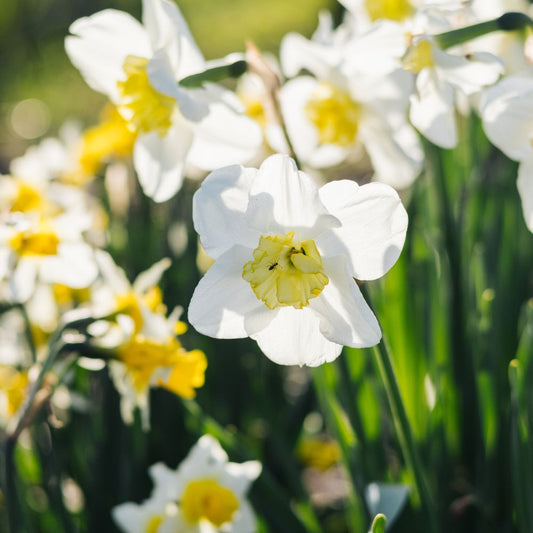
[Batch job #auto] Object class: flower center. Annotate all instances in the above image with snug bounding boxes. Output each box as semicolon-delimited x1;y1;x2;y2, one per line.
364;0;414;22
78;105;136;177
305;83;361;147
11;181;43;213
116;55;176;136
144;515;163;533
243;232;328;310
116;336;206;397
403;38;435;74
0;367;29;417
181;479;239;527
9;224;60;256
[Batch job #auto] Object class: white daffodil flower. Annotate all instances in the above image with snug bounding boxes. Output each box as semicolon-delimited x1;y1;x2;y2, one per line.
276;23;423;189
480;75;533;231
338;0;468;31
0;211;97;302
65;0;261;202
112;435;261;533
188;154;408;366
403;34;504;148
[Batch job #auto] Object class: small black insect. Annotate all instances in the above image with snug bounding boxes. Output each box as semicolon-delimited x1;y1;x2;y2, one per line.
268;262;278;271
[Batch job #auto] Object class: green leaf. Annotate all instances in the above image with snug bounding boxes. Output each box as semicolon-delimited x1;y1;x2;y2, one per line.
370;513;387;533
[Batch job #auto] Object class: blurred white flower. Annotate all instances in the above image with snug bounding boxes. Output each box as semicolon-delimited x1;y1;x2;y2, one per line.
276;20;423;189
480;74;533;231
0;210;97;302
112;435;261;533
188;154;408;366
65;0;261;202
403;34;503;147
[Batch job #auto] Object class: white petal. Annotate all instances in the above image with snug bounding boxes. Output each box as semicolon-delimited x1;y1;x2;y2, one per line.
188;246;269;339
133;120;193;202
94;250;131;295
434;48;503;95
40;243;97;288
309;257;381;347
410;70;457;148
246;154;340;240
65;10;150;101
481;76;533;161
517;155;533;232
251;306;342;366
133;257;171;294
280;32;339;79
186;85;262;170
317;180;408;279
342;21;406;77
112;502;146;533
192;165;260;259
11;259;37;303
359;115;423;189
142;0;204;78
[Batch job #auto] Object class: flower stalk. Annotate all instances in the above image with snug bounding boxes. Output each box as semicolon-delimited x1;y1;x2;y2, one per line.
435;12;533;50
372;339;438;533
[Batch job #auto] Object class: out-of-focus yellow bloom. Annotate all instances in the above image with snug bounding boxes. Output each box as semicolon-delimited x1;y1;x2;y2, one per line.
116;336;206;399
0;366;29;419
77;105;135;179
364;0;414;22
298;437;341;471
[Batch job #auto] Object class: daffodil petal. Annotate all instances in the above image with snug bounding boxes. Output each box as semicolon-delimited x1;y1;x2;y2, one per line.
481;76;533;161
410;70;457;149
518;155;533;232
133;120;193;202
246;154;340;239
434;48;503;96
187;85;262;170
317;180;407;280
359;116;422;189
309;257;381;347
142;0;204;79
65;9;150;102
280;32;339;79
188;246;265;338
40;243;97;288
251;306;343;366
193;165;260;259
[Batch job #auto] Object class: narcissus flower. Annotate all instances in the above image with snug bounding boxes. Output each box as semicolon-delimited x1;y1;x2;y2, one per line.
277;21;423;188
65;0;261;202
112;435;261;533
90;252;206;428
403;34;503;148
188;154;408;366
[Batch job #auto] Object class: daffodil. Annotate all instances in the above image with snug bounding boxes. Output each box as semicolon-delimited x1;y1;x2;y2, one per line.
65;0;261;202
90;251;206;428
188;154;408;366
277;22;423;189
112;435;261;533
403;34;504;148
0;211;97;302
480;74;533;231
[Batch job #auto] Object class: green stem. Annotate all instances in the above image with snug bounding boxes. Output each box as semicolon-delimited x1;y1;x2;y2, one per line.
435;12;533;50
312;366;369;531
3;438;19;533
372;339;438;533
